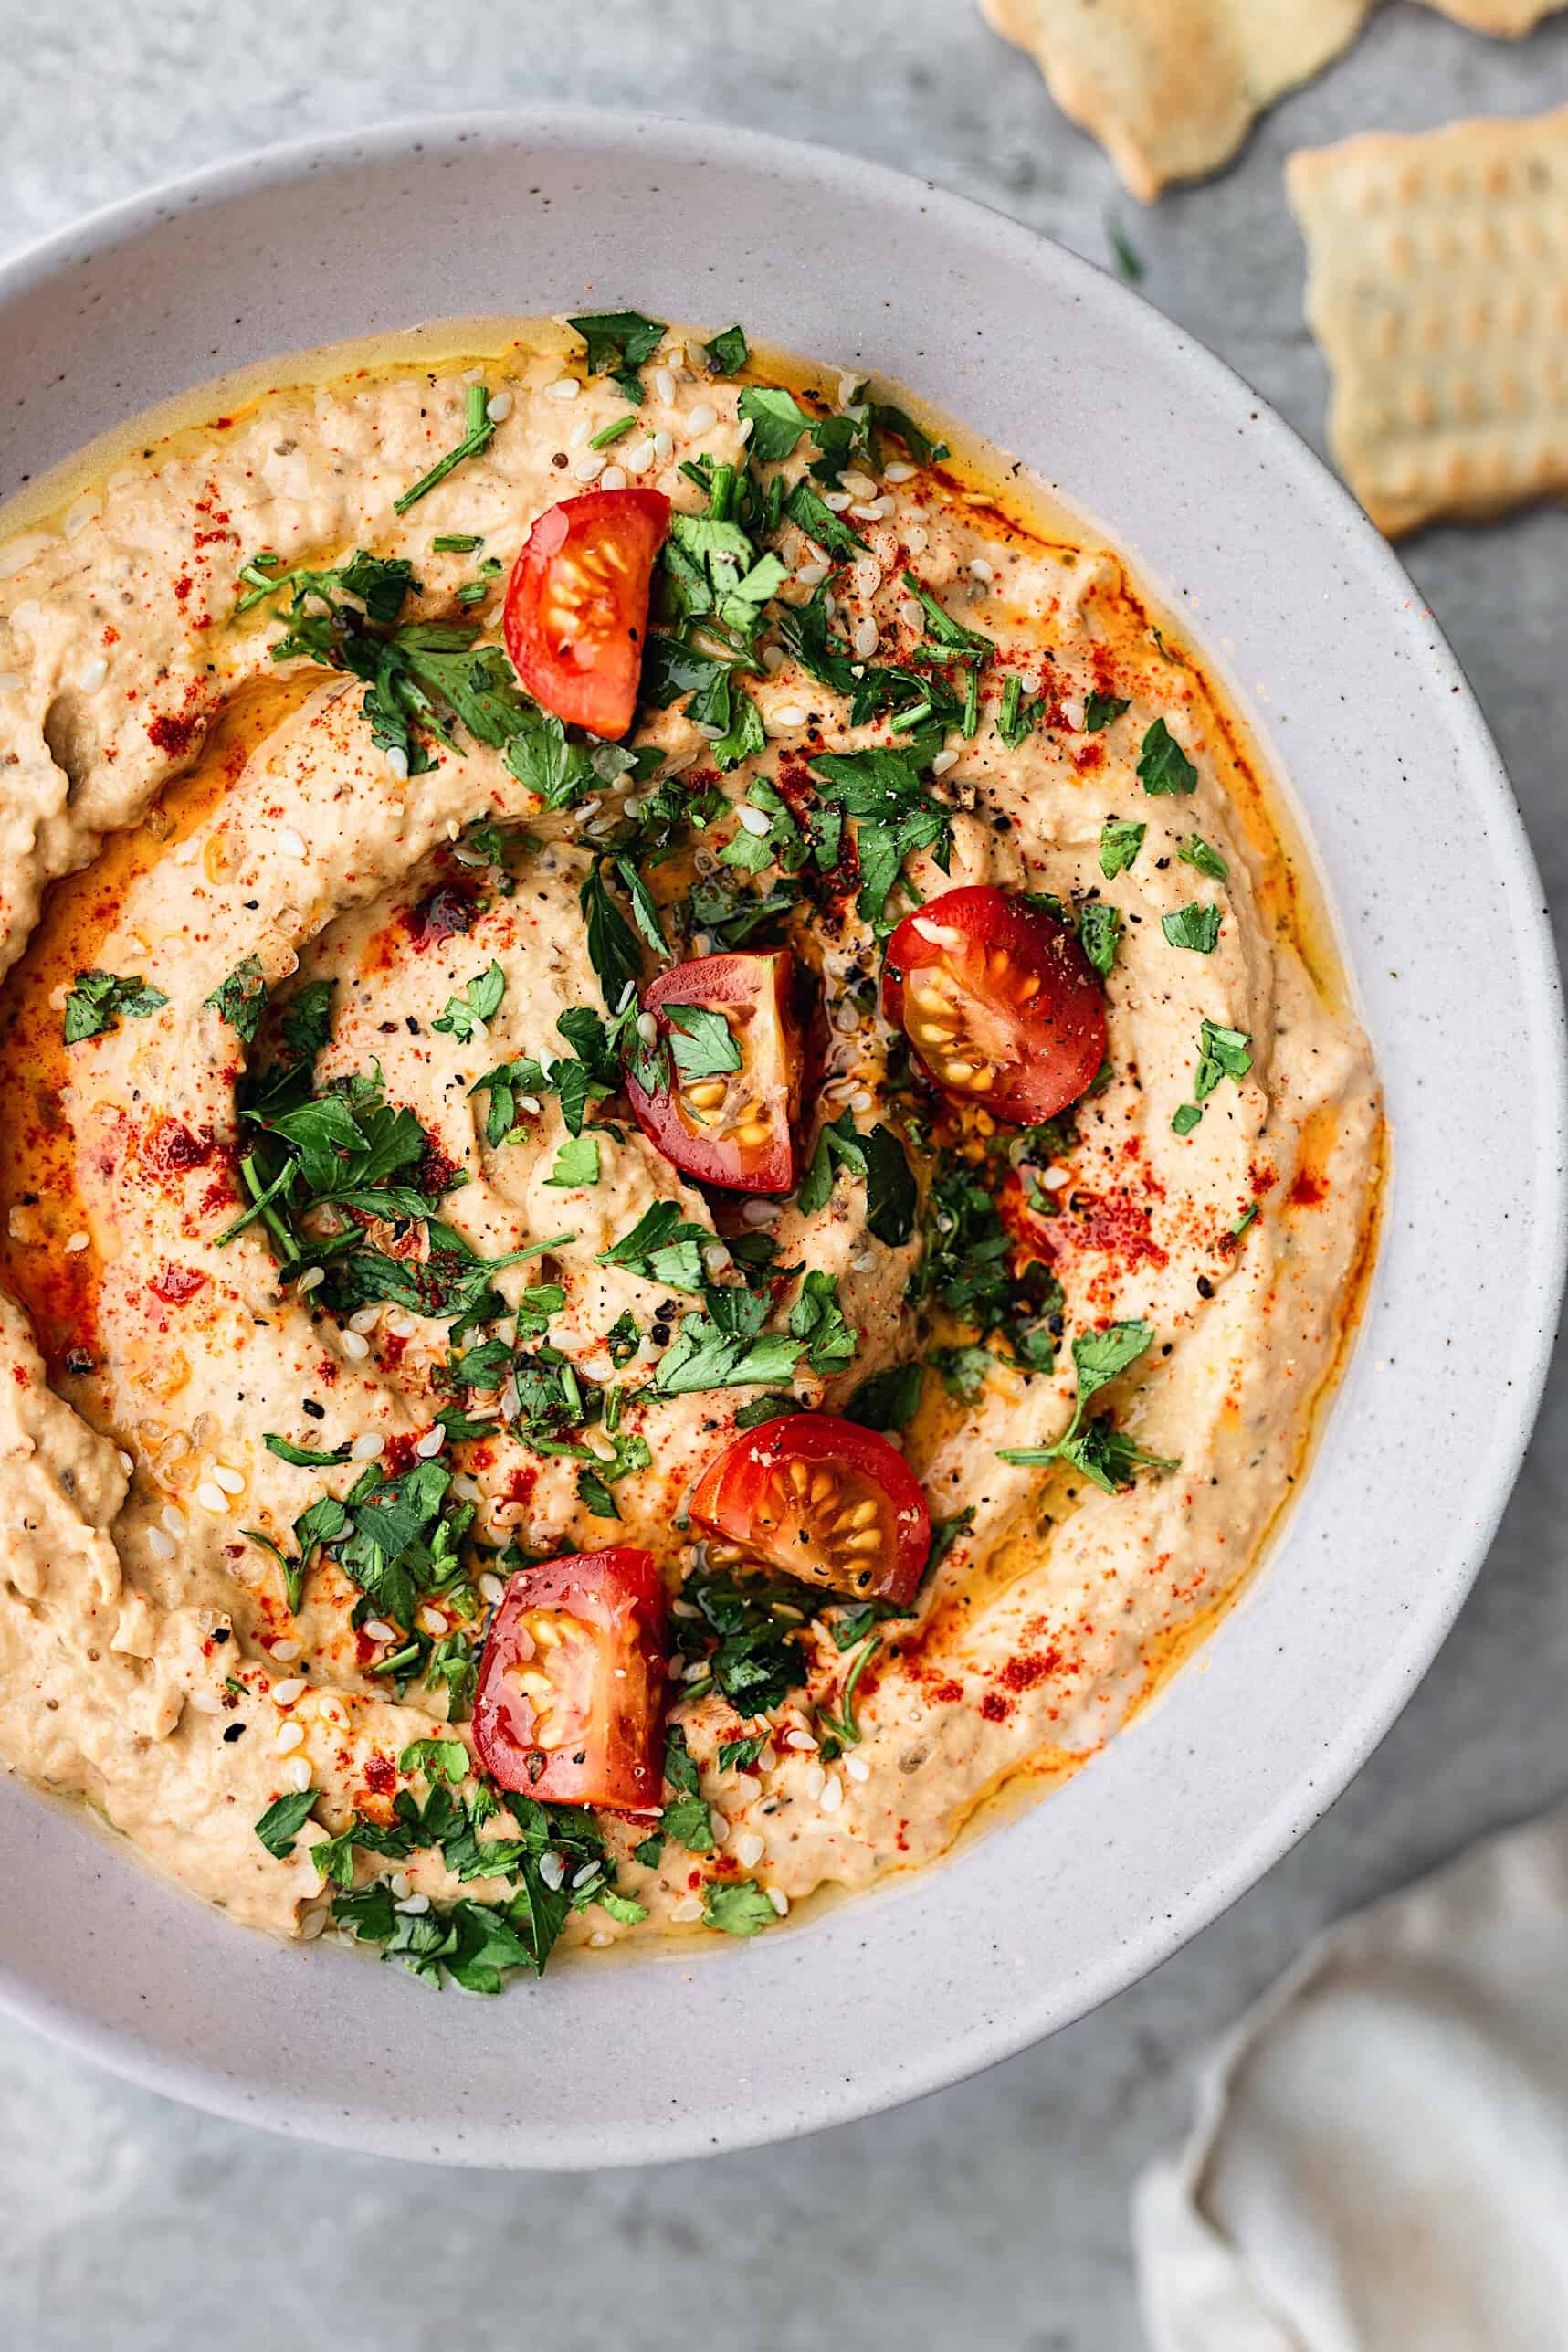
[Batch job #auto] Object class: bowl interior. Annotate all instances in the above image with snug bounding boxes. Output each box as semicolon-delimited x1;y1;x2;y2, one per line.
0;111;1562;2167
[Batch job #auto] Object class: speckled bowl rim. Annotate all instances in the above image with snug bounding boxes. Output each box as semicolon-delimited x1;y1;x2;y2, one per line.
0;109;1562;2169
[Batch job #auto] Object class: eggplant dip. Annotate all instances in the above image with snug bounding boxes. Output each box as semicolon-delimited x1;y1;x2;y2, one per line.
0;315;1380;1988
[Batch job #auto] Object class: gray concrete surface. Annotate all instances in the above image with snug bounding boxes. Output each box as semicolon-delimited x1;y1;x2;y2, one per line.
2;4;1565;2345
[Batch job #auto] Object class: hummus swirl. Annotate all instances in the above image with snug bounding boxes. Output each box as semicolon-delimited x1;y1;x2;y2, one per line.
0;324;1380;1972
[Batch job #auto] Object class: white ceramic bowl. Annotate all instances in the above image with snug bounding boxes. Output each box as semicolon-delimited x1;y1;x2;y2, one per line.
0;111;1563;2169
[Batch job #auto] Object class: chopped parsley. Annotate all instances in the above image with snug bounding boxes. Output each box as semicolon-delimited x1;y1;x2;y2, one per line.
796;1112;916;1246
705;324;750;376
203;955;268;1043
567;310;668;402
1078;901;1121;976
1177;833;1228;882
1098;817;1146;878
433;960;506;1042
702;1880;776;1937
1172;1019;1253;1135
1084;691;1131;733
1138;718;1198;796
63;968;170;1046
998;1320;1176;1493
1162;902;1222;954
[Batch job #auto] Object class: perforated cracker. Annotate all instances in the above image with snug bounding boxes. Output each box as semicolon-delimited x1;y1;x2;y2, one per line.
979;0;1372;201
1288;107;1568;535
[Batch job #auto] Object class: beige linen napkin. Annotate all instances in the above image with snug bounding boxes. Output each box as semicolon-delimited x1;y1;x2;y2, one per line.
1135;1806;1568;2348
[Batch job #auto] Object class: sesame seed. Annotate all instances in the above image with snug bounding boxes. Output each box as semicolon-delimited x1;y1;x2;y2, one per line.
701;1241;732;1276
822;490;852;513
652;367;678;405
736;802;773;836
589;1929;615;1947
736;417;754;444
845;1754;870;1782
485;390;513;422
340;1330;371;1363
686;401;718;437
637;1010;659;1044
186;1687;223;1714
741;1197;781;1227
385;744;410;782
768;1886;790;1916
626;438;656;470
931;749;960;776
683;1657;710;1682
795;561;830;587
574;452;607;483
784;1728;818;1751
389;1872;412;1899
278;827;308;859
77;657;108;694
820;1774;844;1813
116;1450;134;1475
346;1305;380;1334
545;376;580;401
272;1678;306;1707
766;703;808;733
365;1619;398;1642
571;1861;600;1889
600;465;627;491
195;1481;228;1514
969;557;994;584
736;1832;764;1868
479;1571;507;1606
299;1906;328;1941
210;1464;245;1494
281;1756;312;1793
803;1763;826;1798
296;1266;326;1294
884;461;915;483
268;1638;302;1662
653;430;674;460
848;502;882;522
451;1472;482;1503
394;1892;430;1915
911;915;963;947
417;1606;447;1637
415;1426;446;1459
275;1721;305;1755
539;1851;567;1891
350;1432;385;1461
899;597;925;631
671;1894;704;1923
853;619;879;659
63;1230;90;1254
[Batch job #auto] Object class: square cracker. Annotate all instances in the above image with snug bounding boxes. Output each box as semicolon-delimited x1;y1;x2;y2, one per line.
979;0;1372;201
1288;107;1568;535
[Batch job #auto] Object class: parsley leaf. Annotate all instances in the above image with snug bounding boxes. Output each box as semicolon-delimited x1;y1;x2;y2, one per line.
797;1113;916;1247
665;1002;742;1082
705;324;749;376
1084;691;1131;733
1078;901;1121;976
433;961;506;1042
596;1200;711;1293
1138;718;1198;796
845;1361;924;1431
203;955;268;1043
737;385;814;463
998;1319;1174;1493
64;968;170;1046
568;310;668;400
784;479;864;558
254;1790;317;1859
1177;833;1229;882
809;746;952;925
1162;902;1222;954
545;1134;601;1187
1099;817;1146;878
702;1880;775;1937
653;1318;803;1397
788;1269;858;1376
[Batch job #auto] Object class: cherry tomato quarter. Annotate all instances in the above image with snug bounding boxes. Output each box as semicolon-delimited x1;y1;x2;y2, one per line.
472;1547;668;1814
626;949;804;1194
502;489;669;740
689;1414;931;1608
883;885;1107;1125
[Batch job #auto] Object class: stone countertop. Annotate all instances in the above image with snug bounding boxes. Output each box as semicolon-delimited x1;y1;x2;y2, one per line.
1;3;1564;2344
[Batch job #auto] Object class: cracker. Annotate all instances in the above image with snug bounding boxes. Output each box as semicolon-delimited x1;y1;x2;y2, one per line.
980;0;1373;200
1288;107;1568;535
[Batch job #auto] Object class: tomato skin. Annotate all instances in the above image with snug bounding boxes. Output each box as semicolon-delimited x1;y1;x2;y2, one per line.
502;489;669;741
626;950;804;1194
882;886;1107;1126
689;1413;931;1608
471;1548;668;1815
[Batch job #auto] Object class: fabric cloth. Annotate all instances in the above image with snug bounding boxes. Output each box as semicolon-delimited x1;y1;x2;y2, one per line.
1134;1805;1568;2349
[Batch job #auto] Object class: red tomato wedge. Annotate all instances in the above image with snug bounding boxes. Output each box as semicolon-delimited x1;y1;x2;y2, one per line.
689;1414;931;1608
882;886;1106;1126
471;1548;668;1814
626;949;804;1194
502;488;669;740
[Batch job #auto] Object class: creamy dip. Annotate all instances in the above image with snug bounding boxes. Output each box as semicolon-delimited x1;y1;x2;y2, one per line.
0;315;1381;1984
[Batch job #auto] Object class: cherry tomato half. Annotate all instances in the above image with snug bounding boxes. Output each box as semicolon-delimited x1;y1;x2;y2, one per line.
626;949;804;1194
502;489;669;740
689;1414;931;1608
882;886;1107;1126
471;1548;668;1815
